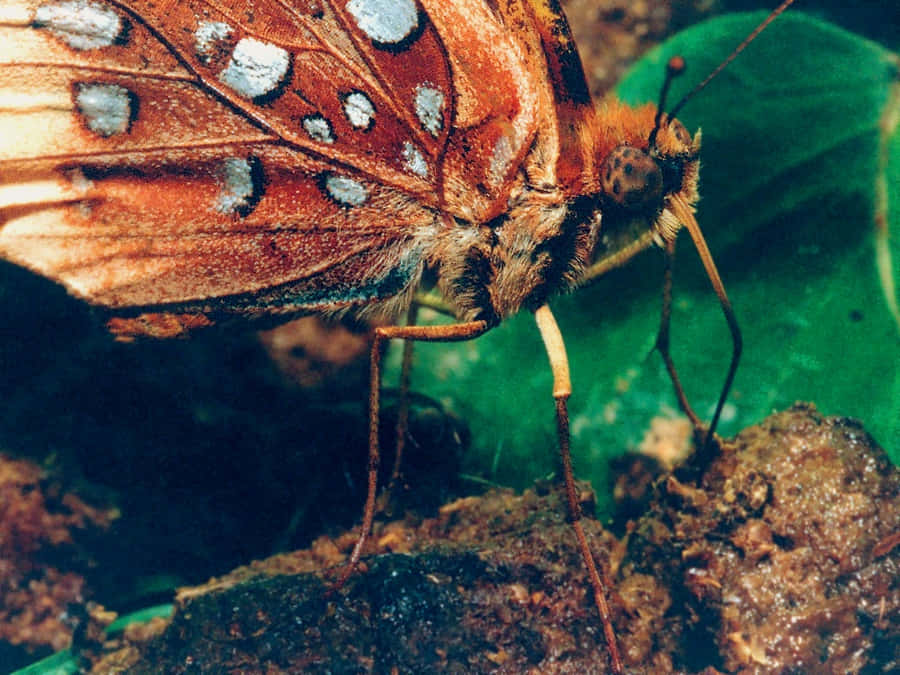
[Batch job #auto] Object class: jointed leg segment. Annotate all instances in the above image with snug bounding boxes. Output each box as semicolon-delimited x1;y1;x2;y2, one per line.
658;194;742;450
389;304;419;490
336;307;623;673
656;237;703;428
333;319;489;592
535;304;623;675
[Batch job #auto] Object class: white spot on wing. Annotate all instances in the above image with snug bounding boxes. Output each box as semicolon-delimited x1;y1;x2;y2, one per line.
346;0;418;44
302;114;335;143
325;174;367;206
74;83;132;136
219;37;290;100
342;91;375;130
216;157;255;214
34;0;123;50
401;141;428;178
414;83;444;137
194;21;232;64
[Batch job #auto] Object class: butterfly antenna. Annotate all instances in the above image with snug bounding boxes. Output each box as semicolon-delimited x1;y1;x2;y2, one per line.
648;56;686;149
667;0;798;121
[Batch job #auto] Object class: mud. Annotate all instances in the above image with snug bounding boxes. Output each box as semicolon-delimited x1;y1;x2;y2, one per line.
86;405;898;674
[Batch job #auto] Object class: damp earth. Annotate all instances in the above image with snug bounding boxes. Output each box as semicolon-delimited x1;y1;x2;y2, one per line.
70;404;899;674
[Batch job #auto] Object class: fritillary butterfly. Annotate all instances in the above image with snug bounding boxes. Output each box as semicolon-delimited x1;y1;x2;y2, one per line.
0;0;796;671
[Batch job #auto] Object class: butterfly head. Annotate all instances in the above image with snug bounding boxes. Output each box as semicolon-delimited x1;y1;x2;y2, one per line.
594;110;701;253
600;114;697;205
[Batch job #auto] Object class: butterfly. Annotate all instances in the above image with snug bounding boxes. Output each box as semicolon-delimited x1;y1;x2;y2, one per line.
0;0;796;671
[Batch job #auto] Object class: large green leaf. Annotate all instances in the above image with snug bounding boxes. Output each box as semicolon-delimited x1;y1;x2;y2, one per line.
614;12;900;460
390;12;899;510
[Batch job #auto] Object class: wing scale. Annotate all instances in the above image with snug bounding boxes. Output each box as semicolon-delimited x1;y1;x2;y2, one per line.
0;0;596;336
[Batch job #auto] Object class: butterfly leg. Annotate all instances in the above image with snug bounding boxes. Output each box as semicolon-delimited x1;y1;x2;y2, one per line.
657;194;742;452
389;303;420;489
534;304;623;675
332;318;490;592
655;237;703;428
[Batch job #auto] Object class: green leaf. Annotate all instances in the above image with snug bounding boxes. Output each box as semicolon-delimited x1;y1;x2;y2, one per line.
390;12;900;510
106;603;174;634
11;605;173;675
616;12;897;249
9;650;78;675
614;12;900;458
875;83;900;333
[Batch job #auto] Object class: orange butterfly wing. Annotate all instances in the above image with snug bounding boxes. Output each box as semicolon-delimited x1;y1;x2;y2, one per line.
0;0;594;335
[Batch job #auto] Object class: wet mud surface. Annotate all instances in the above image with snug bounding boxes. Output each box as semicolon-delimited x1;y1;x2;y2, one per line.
83;405;898;674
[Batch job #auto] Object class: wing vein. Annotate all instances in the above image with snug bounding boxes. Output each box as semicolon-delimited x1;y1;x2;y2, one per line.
324;2;438;153
0;136;282;165
0;61;197;83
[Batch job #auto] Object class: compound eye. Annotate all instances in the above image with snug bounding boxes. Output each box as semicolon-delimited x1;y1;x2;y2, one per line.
600;146;663;211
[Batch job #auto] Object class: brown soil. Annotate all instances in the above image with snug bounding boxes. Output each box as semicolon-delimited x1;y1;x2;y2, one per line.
0;455;116;655
85;405;899;674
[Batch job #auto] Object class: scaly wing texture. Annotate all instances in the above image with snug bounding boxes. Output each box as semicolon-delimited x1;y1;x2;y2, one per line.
0;0;574;334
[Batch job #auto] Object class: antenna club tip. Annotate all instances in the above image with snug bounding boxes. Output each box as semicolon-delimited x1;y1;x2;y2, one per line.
667;56;686;75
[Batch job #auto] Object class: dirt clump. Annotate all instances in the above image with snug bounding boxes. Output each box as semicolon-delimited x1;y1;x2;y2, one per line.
87;405;897;674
